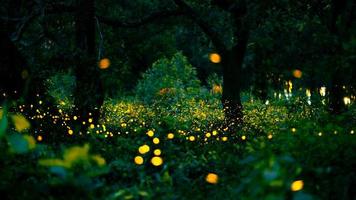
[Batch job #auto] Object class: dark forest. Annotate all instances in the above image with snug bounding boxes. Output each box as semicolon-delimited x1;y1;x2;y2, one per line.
0;0;355;199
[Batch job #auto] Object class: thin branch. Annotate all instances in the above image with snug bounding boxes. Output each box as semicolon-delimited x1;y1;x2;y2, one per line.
95;16;104;60
97;9;186;28
0;16;25;22
173;0;226;52
45;3;76;14
11;10;39;42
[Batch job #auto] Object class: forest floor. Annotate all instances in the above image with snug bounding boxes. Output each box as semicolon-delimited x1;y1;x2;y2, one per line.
1;94;355;200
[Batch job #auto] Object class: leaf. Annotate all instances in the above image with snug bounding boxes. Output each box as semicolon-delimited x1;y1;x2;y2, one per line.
49;166;68;178
11;114;30;132
8;134;31;154
39;158;71;168
0;108;8;137
63;143;90;165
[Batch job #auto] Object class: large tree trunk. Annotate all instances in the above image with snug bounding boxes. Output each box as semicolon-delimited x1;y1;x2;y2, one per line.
0;0;27;103
326;0;352;114
0;31;27;102
221;1;249;131
74;0;104;129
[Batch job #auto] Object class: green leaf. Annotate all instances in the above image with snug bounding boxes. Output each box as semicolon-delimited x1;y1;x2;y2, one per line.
8;134;30;154
0;106;8;137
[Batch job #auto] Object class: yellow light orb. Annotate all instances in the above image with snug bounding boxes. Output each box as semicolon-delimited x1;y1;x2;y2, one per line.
138;145;150;154
73;116;78;120
134;156;144;165
153;137;160;144
99;58;110;69
147;130;154;137
343;97;351;105
209;53;221;63
205;132;211;138
37;135;43;141
292;69;302;78
68;129;74;135
206;173;218;184
268;134;273;139
167;133;174;139
90;124;95;129
151;156;163;166
241;135;246;140
212;84;223;94
154;149;161;156
291;128;297;133
189;136;195;141
222;136;228;141
212;130;218;135
291;180;304;191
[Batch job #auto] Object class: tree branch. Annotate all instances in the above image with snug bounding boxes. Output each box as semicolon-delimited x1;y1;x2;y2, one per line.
173;0;226;52
45;2;76;14
97;9;186;28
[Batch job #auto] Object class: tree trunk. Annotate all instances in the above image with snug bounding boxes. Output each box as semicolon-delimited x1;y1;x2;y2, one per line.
329;68;346;114
0;0;25;100
326;0;351;114
74;0;104;129
221;1;249;131
221;28;249;130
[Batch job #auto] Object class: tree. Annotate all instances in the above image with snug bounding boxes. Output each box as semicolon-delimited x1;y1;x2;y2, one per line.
73;0;104;129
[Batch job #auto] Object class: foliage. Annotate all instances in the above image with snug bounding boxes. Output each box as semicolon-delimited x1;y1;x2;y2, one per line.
45;71;76;110
135;52;201;104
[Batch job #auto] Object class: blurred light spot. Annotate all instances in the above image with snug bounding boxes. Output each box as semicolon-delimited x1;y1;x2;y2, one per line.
209;53;221;63
134;156;144;165
293;69;302;78
147;130;154;137
343;97;351;105
154;149;161;156
189;136;195;141
99;58;110;69
167;133;174;139
37;135;43;141
153;137;160;144
319;87;326;96
138;145;150;154
306;89;311;97
206;173;218;184
212;84;222;94
151;156;163;166
291;180;304;191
